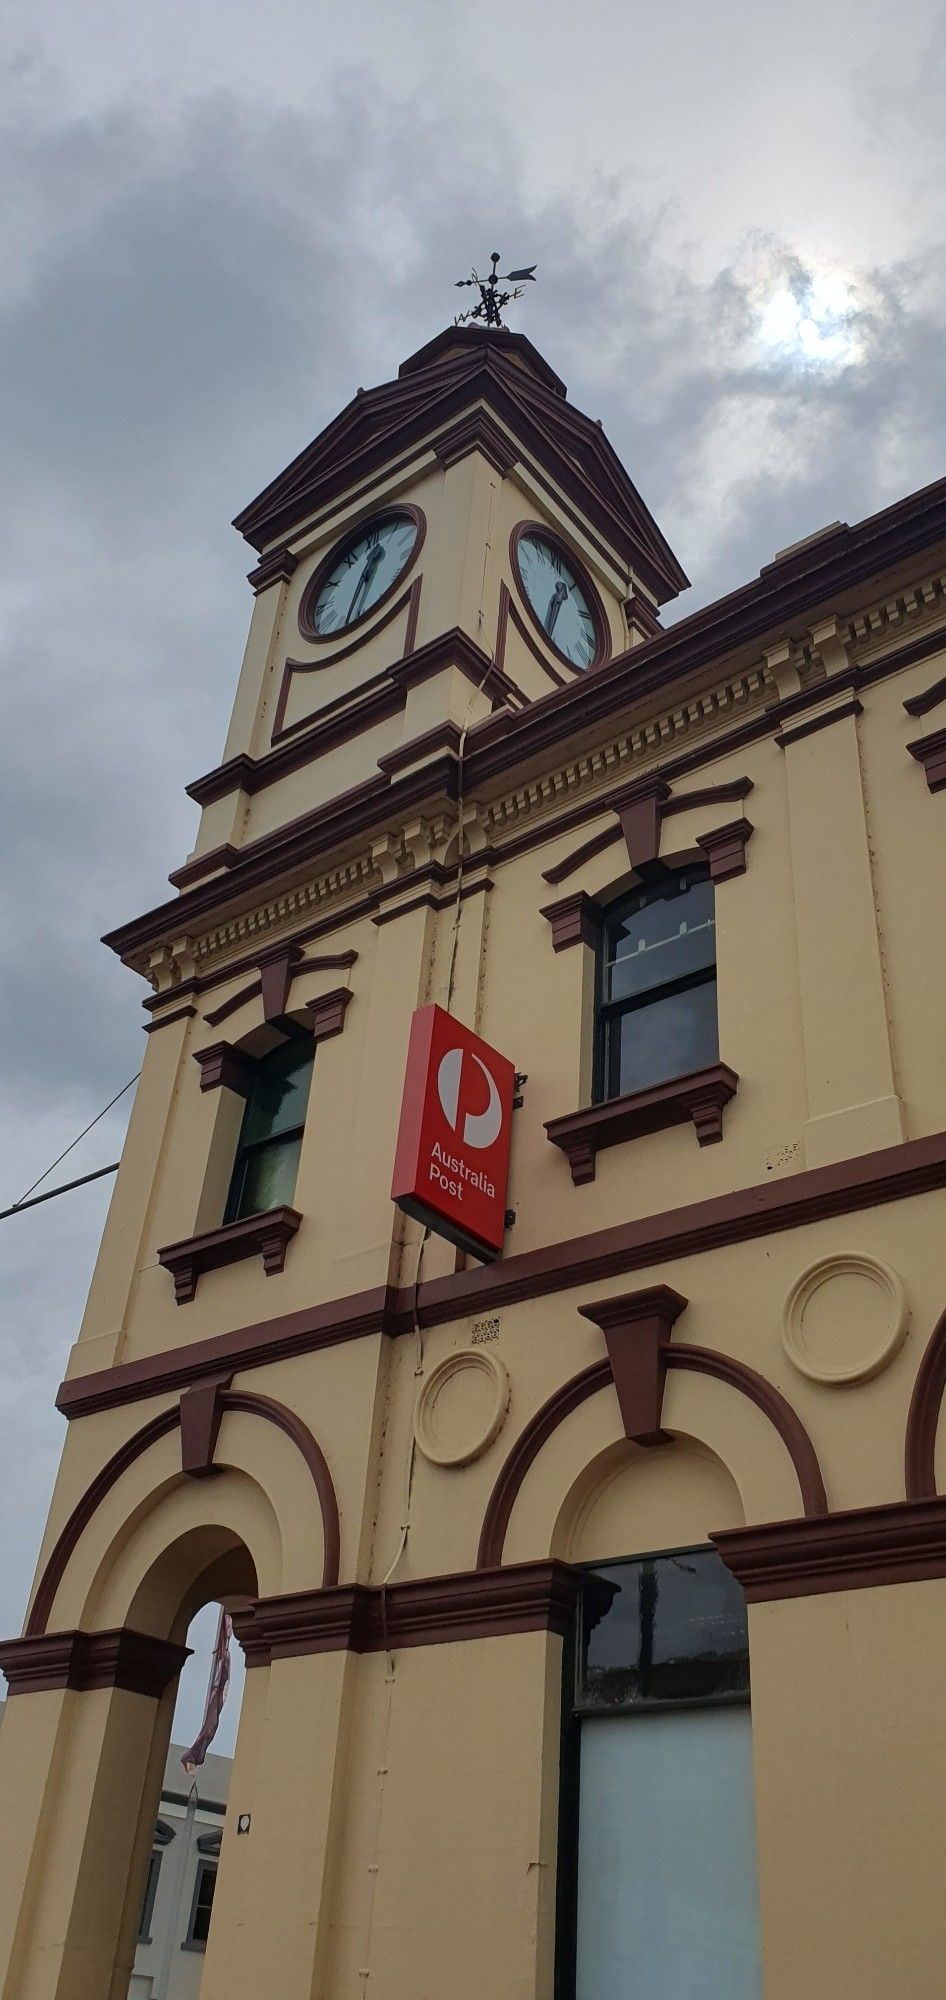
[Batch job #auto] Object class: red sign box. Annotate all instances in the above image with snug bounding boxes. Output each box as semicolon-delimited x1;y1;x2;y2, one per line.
391;1005;516;1261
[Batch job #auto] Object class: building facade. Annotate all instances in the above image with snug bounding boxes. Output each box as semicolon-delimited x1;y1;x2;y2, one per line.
129;1744;230;2000
2;323;946;1998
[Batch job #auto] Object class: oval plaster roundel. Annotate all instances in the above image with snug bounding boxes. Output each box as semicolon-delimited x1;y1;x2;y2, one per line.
413;1350;510;1468
781;1254;909;1385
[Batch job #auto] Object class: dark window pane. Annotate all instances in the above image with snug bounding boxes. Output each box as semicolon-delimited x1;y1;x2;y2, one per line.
190;1865;217;1945
606;873;715;1005
607;977;718;1097
239;1040;313;1148
579;1549;749;1711
234;1133;303;1220
137;1852;161;1941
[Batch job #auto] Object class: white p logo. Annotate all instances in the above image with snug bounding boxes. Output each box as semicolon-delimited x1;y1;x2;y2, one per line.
437;1047;502;1151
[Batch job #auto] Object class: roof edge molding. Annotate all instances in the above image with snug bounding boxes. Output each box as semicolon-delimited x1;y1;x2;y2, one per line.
232;324;689;607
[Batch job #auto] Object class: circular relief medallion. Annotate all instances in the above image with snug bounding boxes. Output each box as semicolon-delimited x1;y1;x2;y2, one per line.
413;1350;510;1468
781;1254;909;1385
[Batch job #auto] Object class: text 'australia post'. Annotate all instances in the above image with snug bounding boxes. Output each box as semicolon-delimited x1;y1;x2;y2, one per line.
391;1005;516;1260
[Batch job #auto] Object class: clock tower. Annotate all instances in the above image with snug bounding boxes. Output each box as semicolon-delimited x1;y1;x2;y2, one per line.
5;311;946;2000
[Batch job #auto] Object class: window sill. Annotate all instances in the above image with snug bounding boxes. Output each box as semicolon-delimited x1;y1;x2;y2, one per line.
157;1207;302;1305
544;1063;739;1185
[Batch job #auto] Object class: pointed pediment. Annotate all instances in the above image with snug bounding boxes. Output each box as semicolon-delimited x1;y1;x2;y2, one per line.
233;326;689;607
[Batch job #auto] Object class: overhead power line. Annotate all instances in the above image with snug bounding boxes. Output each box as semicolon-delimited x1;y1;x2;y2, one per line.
1;1071;140;1225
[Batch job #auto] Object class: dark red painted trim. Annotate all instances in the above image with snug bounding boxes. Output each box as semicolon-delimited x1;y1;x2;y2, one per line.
108;632;925;971
57;1131;946;1421
695;819;754;882
233;1559;584;1663
509;519;611;675
905;1304;946;1500
296;504;426;646
539;891;599;952
0;1628;191;1698
907;726;946;793
904;668;946;717
578;1286;688;1444
246;547;298;594
433;409;519;476
610;776;670;869
157;1207;302;1305
545;1065;739;1183
775;696;863;747
477;1341;826;1568
27;1391;340;1635
193;1043;256;1095
713;1497;946;1601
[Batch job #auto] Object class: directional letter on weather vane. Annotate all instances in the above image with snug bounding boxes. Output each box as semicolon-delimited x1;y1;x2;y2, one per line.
454;251;537;329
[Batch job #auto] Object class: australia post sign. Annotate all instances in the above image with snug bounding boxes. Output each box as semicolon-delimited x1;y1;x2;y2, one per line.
391;1005;516;1262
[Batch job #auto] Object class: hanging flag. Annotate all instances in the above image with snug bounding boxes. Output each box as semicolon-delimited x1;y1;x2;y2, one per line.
181;1606;232;1774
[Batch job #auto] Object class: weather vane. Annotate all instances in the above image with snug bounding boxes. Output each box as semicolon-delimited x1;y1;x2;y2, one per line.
454;251;537;329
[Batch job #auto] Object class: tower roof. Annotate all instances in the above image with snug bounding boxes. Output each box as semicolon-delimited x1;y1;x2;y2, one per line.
233;324;689;607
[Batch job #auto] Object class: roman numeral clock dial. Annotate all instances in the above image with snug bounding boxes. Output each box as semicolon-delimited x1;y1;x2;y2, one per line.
513;528;605;670
301;509;423;640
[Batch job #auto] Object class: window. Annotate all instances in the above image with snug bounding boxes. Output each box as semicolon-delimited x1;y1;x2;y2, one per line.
184;1861;217;1951
563;1547;762;2000
595;868;717;1101
137;1851;161;1943
224;1036;313;1222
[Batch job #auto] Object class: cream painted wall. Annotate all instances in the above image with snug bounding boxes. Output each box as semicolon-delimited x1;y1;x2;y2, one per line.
7;368;946;2000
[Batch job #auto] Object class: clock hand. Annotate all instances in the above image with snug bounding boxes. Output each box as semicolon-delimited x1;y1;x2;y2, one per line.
346;542;385;622
544;578;569;639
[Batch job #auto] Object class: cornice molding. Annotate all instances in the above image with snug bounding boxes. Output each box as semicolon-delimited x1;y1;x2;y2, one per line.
246;546;298;594
712;1497;946;1601
432;409;520;476
232;1559;585;1664
112;611;943;989
57;1127;946;1421
0;1627;191;1698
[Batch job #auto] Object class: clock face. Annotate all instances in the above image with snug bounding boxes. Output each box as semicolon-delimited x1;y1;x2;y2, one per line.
514;530;601;669
308;511;420;638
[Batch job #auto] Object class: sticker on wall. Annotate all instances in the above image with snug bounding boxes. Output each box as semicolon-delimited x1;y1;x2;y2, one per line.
413;1350;511;1468
781;1254;909;1385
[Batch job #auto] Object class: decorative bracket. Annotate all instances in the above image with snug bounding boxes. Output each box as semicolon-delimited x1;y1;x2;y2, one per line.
180;1374;234;1476
306;987;354;1043
907;728;946;793
610;777;671;873
258;942;305;1026
158;1207;302;1305
578;1285;688;1444
695;819;755;882
545;1062;739;1184
193;1043;256;1095
539;891;599;952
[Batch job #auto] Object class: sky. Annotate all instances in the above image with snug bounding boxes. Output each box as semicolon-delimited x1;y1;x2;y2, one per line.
1;0;945;1746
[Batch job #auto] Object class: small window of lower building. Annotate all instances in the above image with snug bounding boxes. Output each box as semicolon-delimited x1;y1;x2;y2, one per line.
137;1851;162;1943
183;1861;217;1952
562;1546;762;2000
596;867;717;1101
224;1036;313;1222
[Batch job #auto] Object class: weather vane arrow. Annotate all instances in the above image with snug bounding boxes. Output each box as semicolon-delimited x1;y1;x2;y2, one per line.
454;250;537;329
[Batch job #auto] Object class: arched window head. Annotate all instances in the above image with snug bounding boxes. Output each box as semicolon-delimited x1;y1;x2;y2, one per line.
596;867;717;1102
224;1036;313;1222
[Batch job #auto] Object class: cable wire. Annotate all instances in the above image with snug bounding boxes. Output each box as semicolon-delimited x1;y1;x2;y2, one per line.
11;1072;139;1210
